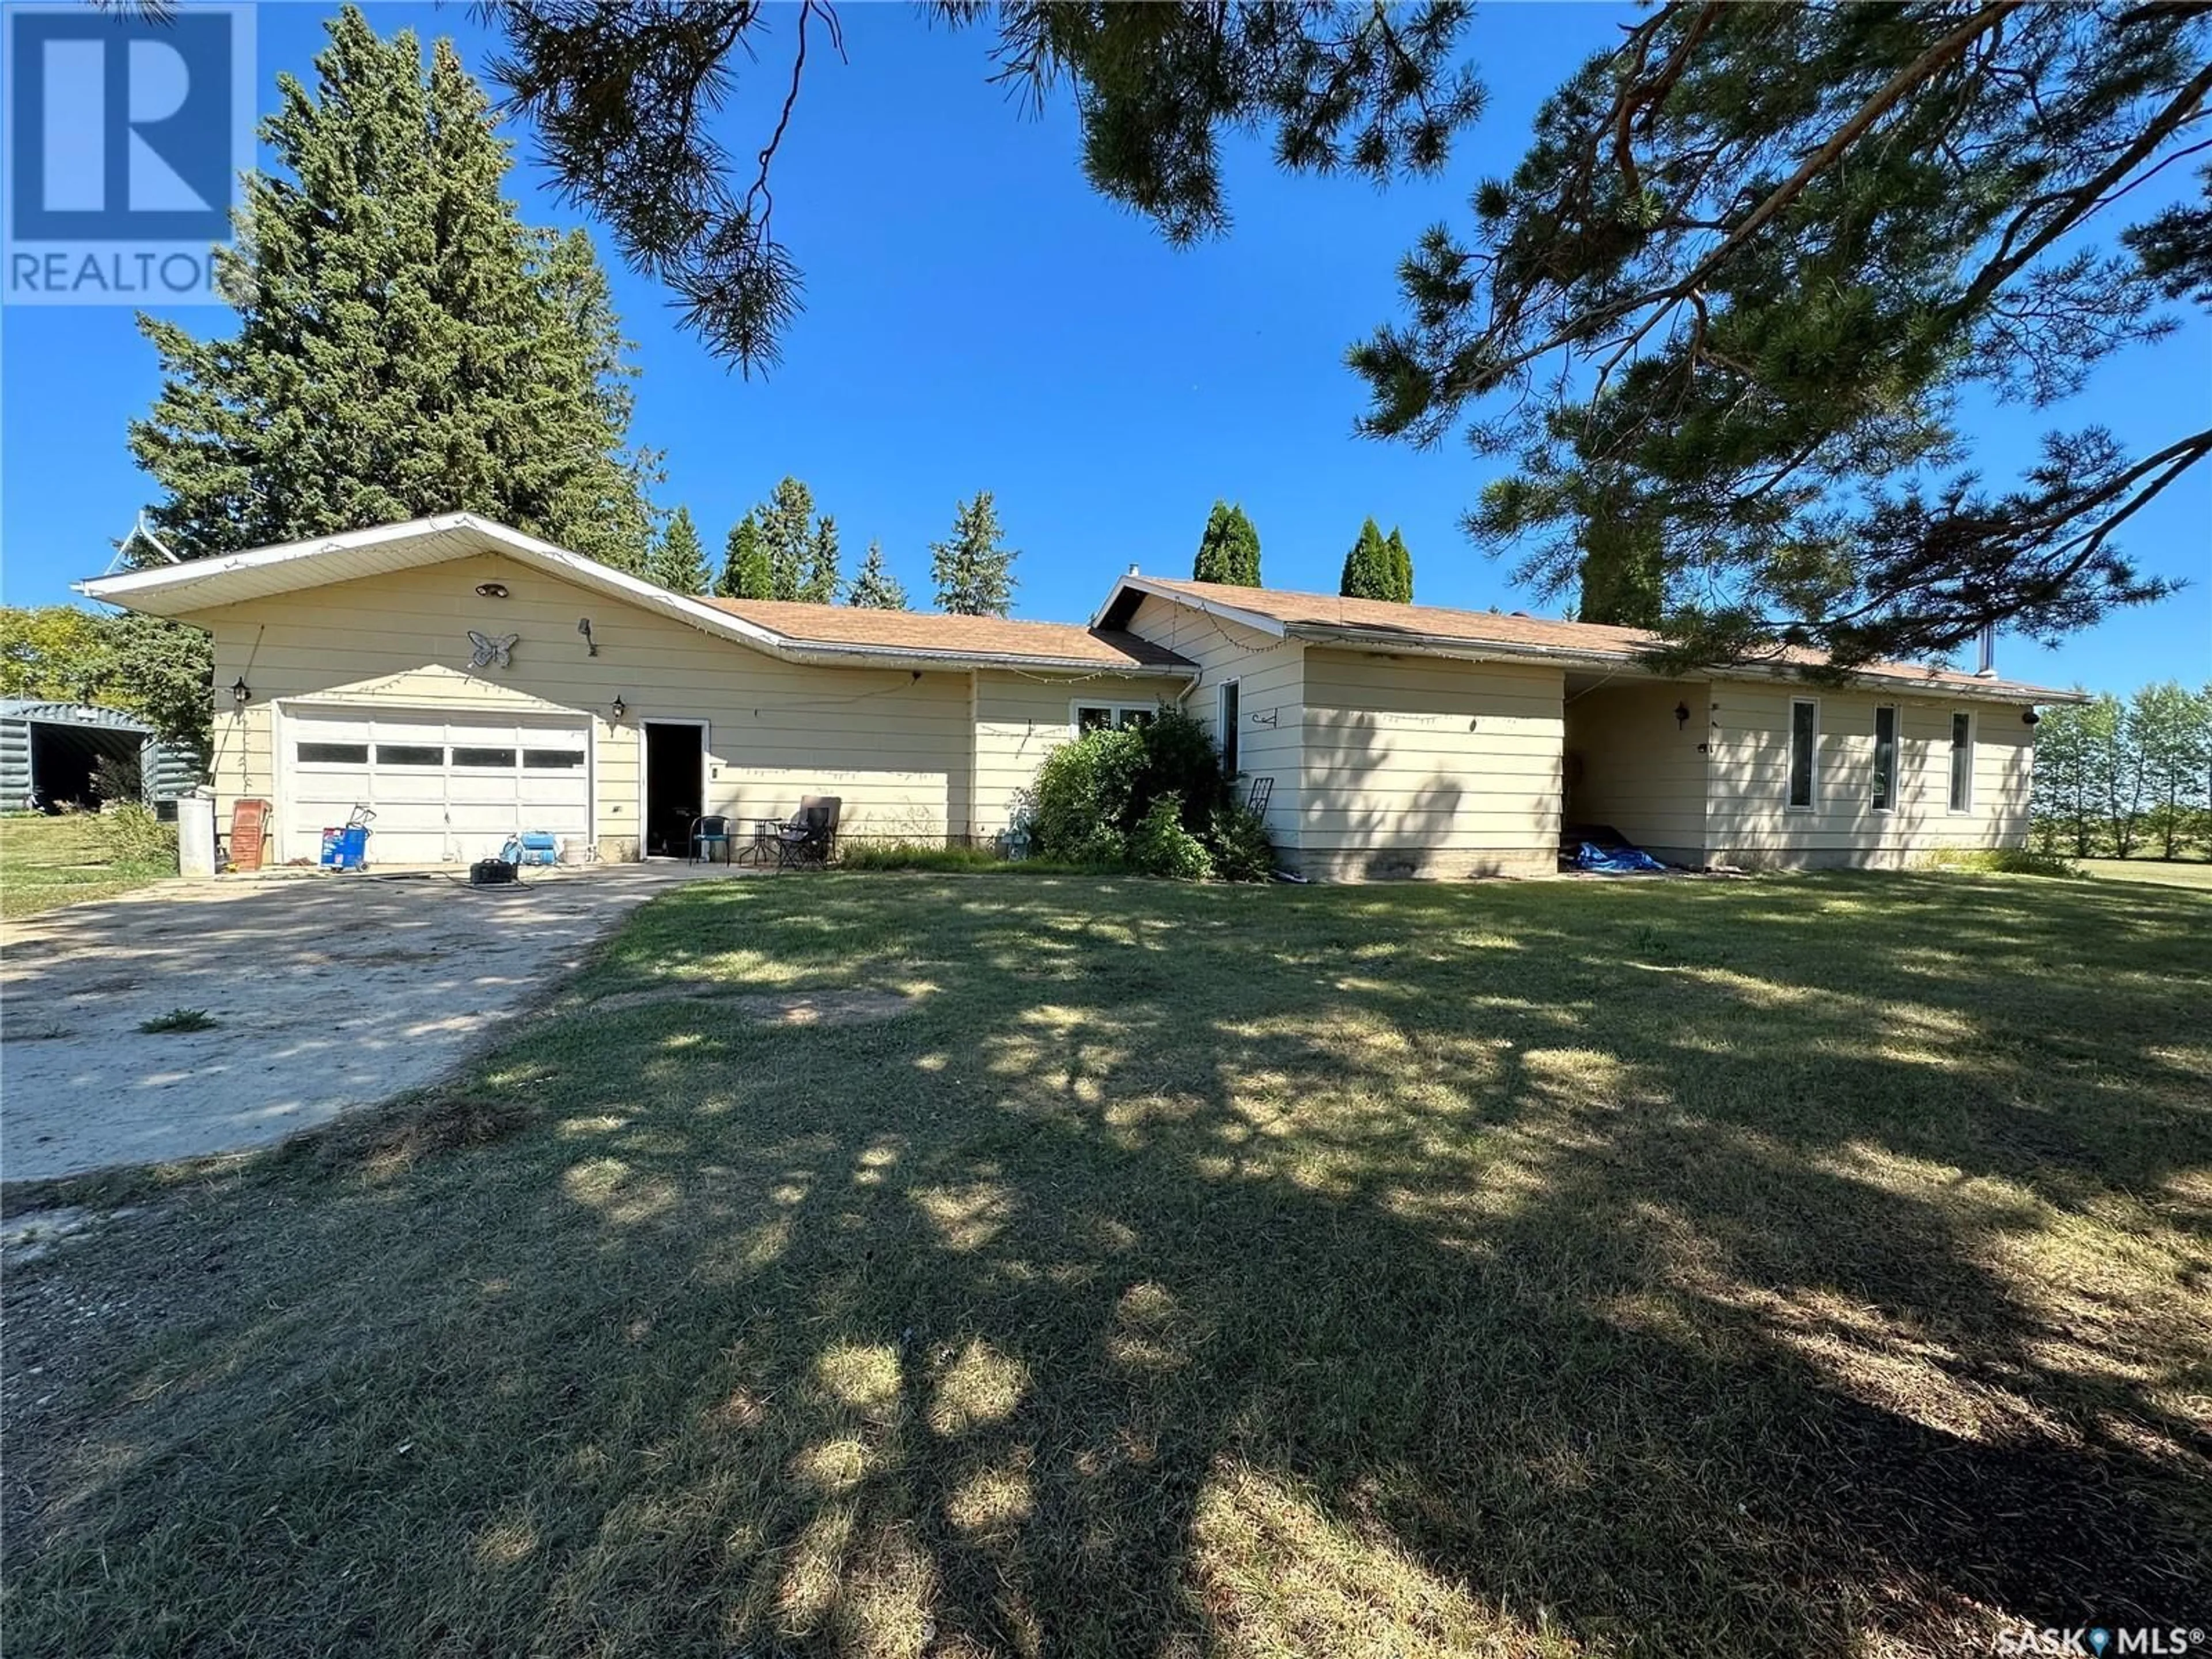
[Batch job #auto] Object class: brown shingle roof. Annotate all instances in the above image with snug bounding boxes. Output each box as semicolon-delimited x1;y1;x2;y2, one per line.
699;597;1190;671
1126;577;2074;700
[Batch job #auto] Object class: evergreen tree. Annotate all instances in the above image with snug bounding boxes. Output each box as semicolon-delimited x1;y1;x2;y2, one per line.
931;493;1019;618
1339;519;1395;601
128;7;656;571
488;5;1480;368
846;541;909;611
800;516;842;605
715;512;771;599
645;506;711;593
755;476;820;603
1351;4;2211;669
1384;527;1414;604
1192;501;1263;586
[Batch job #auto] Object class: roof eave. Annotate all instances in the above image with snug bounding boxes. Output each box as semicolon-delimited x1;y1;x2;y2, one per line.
778;642;1191;677
1293;624;2073;703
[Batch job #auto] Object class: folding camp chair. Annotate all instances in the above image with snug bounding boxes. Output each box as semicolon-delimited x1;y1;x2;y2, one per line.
774;796;842;870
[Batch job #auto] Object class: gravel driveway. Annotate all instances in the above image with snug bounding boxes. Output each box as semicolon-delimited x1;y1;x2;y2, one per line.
1;865;734;1181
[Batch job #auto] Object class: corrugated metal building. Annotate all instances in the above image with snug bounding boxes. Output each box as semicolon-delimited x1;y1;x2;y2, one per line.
0;700;204;812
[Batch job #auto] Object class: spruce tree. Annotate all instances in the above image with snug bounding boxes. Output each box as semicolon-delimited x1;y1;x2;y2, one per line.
800;516;842;605
716;512;771;599
645;506;711;593
846;541;909;610
931;493;1019;618
1385;527;1414;604
755;477;819;603
1193;501;1263;586
128;6;655;570
1339;519;1395;601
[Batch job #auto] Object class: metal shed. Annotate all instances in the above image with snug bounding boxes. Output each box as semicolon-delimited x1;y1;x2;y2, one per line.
0;700;203;812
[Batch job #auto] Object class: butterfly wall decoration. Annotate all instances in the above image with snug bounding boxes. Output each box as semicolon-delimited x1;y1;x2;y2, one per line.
467;630;519;670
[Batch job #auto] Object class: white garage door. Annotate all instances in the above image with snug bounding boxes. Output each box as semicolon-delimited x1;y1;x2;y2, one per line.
283;709;592;865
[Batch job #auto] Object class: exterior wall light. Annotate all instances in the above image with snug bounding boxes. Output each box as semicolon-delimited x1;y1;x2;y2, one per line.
1675;701;1691;730
230;676;252;706
475;581;509;599
2023;708;2041;726
609;694;627;721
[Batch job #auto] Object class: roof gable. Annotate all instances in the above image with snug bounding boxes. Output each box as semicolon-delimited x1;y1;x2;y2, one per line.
79;515;1192;677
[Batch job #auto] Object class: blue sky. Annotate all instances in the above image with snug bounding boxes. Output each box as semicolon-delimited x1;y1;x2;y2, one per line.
3;1;2207;694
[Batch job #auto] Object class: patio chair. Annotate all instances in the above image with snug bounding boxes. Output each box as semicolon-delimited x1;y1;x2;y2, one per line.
688;814;734;864
774;796;842;870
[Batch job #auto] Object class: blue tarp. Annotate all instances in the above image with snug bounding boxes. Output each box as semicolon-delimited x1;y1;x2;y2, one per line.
1573;842;1666;874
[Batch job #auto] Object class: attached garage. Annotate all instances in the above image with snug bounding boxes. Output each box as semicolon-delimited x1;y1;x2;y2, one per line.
279;707;592;865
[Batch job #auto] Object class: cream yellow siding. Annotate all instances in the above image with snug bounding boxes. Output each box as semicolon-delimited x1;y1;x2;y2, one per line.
1298;647;1563;879
968;668;1164;842
198;551;975;860
1705;683;2034;868
1564;680;1710;863
1121;594;1305;849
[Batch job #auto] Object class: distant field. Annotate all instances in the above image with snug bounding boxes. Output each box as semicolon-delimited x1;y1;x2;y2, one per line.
2078;857;2212;891
0;814;171;919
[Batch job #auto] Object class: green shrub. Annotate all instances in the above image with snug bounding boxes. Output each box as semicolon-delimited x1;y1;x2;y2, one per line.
1027;725;1146;862
1208;801;1277;882
1922;847;2081;878
1129;793;1214;880
99;804;177;871
1131;704;1228;834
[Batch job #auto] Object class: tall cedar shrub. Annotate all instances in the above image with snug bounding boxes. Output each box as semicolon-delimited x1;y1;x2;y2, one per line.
1192;501;1263;586
130;6;656;570
1340;518;1396;600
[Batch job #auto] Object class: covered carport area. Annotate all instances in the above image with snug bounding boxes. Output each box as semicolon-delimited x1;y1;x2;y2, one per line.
0;700;165;812
1560;675;1713;868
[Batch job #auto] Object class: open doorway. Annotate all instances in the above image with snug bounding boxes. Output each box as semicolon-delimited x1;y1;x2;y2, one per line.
642;721;704;857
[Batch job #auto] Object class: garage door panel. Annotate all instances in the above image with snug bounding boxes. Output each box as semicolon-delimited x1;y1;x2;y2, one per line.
283;709;590;864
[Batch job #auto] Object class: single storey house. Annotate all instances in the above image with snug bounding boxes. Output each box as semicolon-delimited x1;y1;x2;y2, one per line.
81;513;2071;876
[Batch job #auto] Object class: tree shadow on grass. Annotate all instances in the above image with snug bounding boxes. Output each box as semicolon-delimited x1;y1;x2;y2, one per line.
5;872;2209;1656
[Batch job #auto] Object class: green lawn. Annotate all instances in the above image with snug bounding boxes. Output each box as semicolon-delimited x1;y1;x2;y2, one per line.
2079;855;2212;891
5;872;2209;1656
0;812;172;919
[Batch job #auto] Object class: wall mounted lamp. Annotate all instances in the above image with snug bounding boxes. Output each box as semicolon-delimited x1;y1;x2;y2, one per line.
609;694;627;721
2022;708;2041;726
1675;701;1691;731
578;618;598;657
475;581;509;599
230;675;252;706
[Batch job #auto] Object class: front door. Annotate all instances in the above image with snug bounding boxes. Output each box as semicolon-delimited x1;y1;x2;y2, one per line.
642;721;704;857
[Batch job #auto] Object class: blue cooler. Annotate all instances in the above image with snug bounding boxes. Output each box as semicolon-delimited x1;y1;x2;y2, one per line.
319;825;370;870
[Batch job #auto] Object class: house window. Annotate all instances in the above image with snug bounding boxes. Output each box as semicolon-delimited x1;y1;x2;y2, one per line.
1787;699;1818;810
297;742;368;765
1872;705;1898;811
451;747;517;769
376;744;442;767
1949;712;1974;812
1073;701;1156;733
1218;680;1240;778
